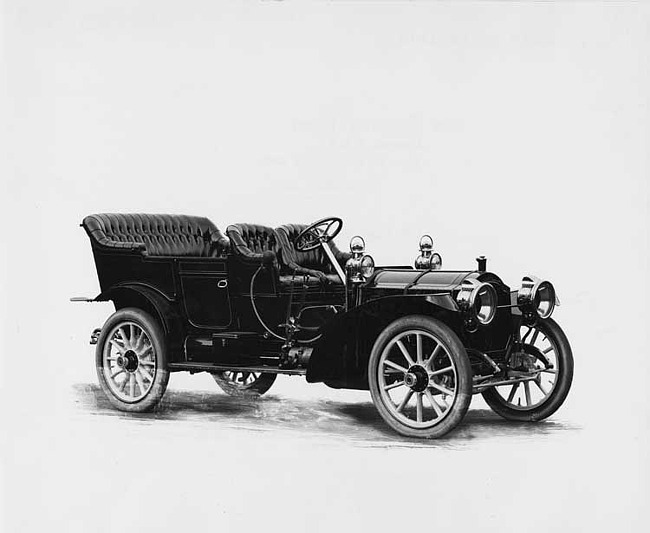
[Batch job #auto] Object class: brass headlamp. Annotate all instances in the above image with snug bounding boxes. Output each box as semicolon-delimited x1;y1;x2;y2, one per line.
456;278;497;330
517;276;557;320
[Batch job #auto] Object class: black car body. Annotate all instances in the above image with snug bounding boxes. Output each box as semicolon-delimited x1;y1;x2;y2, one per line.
75;213;573;438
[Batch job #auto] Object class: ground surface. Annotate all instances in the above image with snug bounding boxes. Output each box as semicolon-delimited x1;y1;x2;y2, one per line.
3;366;647;533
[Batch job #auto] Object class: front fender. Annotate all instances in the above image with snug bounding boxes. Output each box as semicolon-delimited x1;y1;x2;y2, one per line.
306;294;463;386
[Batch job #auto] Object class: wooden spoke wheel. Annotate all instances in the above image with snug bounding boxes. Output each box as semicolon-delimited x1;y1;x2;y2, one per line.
369;315;472;439
96;308;169;412
212;371;277;397
482;318;573;421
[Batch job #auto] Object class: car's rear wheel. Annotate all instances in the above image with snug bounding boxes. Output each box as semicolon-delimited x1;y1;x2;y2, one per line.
96;308;169;412
482;318;573;421
212;371;277;397
368;315;472;439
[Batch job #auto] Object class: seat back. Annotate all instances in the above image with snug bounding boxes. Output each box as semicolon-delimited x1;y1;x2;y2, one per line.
275;224;351;274
225;223;280;258
82;213;229;257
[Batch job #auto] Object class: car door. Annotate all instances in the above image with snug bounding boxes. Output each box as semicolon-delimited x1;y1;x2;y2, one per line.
179;259;232;328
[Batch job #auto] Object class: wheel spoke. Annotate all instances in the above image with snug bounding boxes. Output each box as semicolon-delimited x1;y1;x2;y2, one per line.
541;368;558;375
384;381;405;391
535;379;548;396
109;340;125;354
110;369;125;379
429;382;454;396
424;344;443;370
396;390;414;413
396;340;415;367
416;334;423;364
506;382;520;403
139;345;153;358
524;381;532;406
530;329;540;347
119;375;130;392
135;371;147;396
543;346;554;354
428;366;453;378
383;360;407;374
118;327;129;348
416;393;423;422
424;390;444;417
521;327;532;343
135;330;145;351
129;374;135;397
138;366;153;382
139;360;155;367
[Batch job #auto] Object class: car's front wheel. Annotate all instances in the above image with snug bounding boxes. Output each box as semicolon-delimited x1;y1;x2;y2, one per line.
368;315;473;439
96;308;169;412
481;318;573;421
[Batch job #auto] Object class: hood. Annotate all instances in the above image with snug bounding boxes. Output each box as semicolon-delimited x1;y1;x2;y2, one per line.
368;268;509;294
369;269;475;293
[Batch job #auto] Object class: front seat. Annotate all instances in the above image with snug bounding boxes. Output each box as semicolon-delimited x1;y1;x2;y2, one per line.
225;223;280;264
275;224;352;287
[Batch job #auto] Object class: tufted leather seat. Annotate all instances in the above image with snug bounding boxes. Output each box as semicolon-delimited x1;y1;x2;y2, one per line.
225;223;280;264
275;224;352;287
82;213;230;257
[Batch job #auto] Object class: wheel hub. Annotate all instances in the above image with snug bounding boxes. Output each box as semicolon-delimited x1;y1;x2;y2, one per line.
118;350;139;372
404;365;429;392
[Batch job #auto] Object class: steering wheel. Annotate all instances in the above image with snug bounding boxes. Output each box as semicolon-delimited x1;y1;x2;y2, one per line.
294;217;343;252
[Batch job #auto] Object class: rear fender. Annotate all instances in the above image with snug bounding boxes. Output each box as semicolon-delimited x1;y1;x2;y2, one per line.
306;294;463;386
95;283;182;342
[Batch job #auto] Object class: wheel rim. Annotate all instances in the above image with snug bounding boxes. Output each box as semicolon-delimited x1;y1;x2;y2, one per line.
378;329;458;429
102;321;157;403
219;371;262;388
493;323;560;410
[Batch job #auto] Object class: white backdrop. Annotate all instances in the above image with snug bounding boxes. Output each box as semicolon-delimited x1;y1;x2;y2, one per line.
2;1;649;532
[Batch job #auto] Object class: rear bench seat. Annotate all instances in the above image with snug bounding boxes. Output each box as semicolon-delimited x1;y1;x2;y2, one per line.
82;213;230;257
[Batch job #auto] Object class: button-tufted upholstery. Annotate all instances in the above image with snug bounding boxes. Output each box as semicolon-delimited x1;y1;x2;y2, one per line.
275;224;352;285
82;213;230;257
226;223;280;264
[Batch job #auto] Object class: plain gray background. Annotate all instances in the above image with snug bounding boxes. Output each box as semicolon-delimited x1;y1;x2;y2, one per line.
2;1;649;532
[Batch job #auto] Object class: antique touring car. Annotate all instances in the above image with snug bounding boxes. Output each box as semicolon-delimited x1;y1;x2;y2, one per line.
74;213;573;438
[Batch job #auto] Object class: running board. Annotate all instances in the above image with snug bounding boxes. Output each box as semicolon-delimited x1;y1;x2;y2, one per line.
168;362;306;376
212;331;263;340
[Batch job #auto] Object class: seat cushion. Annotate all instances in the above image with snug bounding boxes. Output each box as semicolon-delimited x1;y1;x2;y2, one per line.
82;213;229;257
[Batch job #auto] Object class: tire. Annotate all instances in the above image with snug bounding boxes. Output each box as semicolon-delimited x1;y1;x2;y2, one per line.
368;315;473;439
95;307;169;412
212;371;277;397
482;317;573;422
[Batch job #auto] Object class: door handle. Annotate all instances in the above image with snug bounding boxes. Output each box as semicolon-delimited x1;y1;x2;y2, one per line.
217;279;228;289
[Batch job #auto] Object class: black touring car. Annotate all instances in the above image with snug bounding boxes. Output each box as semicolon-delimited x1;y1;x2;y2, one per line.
74;213;573;438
